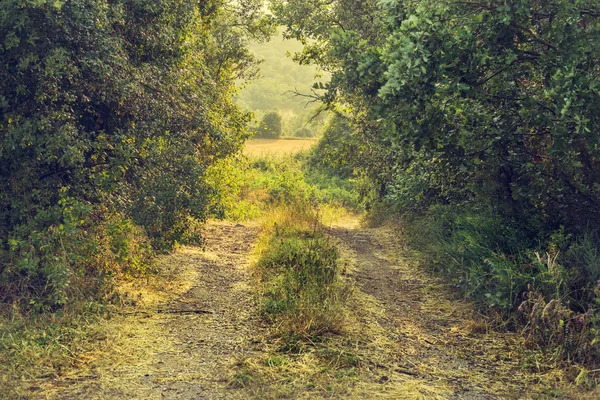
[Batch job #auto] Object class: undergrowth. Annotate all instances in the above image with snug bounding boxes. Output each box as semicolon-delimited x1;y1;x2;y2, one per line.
0;301;111;398
235;201;357;397
254;203;348;342
224;147;365;396
207;152;362;222
402;204;600;375
1;210;169;398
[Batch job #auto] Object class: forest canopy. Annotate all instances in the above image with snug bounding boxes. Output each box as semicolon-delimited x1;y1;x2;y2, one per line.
274;0;600;245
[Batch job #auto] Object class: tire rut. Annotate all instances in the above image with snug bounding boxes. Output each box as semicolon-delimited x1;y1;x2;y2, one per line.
329;224;546;399
50;222;264;400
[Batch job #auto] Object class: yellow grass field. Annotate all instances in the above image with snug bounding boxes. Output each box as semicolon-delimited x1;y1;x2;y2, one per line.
243;138;319;157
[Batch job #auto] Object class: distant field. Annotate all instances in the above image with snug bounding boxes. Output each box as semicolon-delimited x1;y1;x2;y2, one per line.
244;138;319;157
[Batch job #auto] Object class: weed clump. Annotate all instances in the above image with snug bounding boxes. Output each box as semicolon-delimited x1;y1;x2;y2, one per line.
255;205;348;342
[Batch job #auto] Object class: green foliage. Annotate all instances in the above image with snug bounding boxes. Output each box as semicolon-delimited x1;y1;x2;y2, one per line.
379;0;600;225
274;0;600;227
0;0;273;309
293;127;313;138
308;116;355;179
404;205;600;366
407;205;531;309
0;197;154;310
256;110;284;138
205;156;262;222
256;212;346;339
307;114;386;208
304;169;361;211
283;0;600;228
273;0;600;367
264;153;360;209
259;233;338;290
209;151;361;221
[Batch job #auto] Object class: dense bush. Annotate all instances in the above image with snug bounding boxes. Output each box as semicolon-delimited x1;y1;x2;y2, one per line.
209;152;362;221
0;0;272;309
307;116;355;179
293;127;313;138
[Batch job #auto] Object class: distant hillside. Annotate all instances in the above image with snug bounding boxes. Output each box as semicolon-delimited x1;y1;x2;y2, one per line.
236;31;330;137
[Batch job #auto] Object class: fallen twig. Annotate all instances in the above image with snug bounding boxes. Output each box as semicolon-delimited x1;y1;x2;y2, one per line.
119;308;214;316
395;368;420;377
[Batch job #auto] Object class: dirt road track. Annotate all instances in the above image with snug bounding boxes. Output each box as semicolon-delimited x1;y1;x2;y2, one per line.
48;222;264;399
43;218;588;399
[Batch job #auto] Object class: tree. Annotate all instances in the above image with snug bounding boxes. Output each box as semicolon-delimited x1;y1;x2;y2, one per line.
273;0;600;229
294;127;313;137
256;110;283;138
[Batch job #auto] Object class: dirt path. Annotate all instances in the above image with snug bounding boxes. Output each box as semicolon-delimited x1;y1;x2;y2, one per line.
42;217;575;399
46;221;265;399
327;222;555;399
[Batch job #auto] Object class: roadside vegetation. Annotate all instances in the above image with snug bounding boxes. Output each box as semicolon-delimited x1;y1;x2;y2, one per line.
223;152;367;398
205;133;372;396
273;0;600;383
207;140;363;224
0;0;274;396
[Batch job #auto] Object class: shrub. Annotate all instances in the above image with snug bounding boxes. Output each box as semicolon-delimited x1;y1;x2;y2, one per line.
0;0;267;310
0;197;153;311
212;151;362;220
519;290;599;366
307;115;355;179
305;169;361;210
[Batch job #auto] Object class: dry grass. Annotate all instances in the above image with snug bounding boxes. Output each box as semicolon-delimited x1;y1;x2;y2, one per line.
252;201;348;337
0;247;206;399
244;138;318;157
232;212;446;399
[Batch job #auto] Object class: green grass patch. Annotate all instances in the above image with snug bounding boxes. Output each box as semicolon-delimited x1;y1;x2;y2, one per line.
254;203;348;342
258;230;346;340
